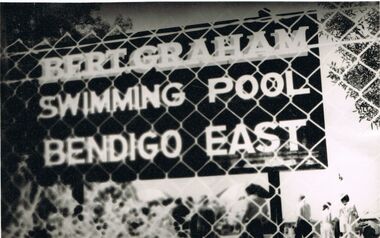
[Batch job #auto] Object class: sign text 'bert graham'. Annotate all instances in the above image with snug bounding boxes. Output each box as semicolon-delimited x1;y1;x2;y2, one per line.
39;27;308;83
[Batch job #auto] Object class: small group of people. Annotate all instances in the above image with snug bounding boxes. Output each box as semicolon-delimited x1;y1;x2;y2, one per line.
126;184;361;238
296;194;359;238
171;183;275;238
171;196;222;238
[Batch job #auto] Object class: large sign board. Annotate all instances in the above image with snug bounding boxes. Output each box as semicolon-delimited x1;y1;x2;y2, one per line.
1;12;327;185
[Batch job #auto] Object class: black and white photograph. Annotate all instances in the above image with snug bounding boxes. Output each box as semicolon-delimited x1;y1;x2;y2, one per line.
1;2;379;237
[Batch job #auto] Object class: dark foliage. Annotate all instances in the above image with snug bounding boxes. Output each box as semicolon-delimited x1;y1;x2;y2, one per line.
321;2;379;128
1;3;132;47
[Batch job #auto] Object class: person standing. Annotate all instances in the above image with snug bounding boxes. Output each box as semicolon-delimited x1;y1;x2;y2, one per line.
172;198;191;237
295;195;312;238
321;202;334;238
241;183;271;238
190;198;216;238
338;194;358;238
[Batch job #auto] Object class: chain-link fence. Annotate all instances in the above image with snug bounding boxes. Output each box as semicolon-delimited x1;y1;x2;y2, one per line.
1;2;379;238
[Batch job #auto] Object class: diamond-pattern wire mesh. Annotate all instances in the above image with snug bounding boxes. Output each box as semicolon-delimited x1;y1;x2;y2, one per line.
1;3;379;238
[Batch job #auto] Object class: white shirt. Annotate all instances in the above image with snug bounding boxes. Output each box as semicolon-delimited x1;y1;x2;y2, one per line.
297;199;311;221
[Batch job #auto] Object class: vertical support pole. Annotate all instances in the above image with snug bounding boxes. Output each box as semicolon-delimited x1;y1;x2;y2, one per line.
72;180;84;204
268;170;283;237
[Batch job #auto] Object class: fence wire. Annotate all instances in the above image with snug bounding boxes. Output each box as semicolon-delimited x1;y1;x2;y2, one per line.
1;3;379;238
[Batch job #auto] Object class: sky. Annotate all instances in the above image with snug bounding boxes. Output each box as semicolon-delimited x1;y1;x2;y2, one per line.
99;2;319;32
